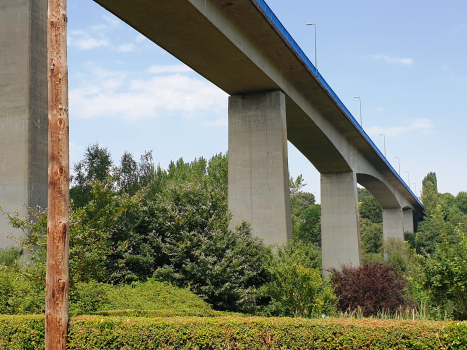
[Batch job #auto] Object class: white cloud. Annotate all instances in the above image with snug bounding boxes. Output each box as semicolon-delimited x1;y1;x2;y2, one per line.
147;65;193;74
377;107;384;112
117;43;136;52
69;36;111;50
70;65;227;120
366;119;434;137
371;54;413;65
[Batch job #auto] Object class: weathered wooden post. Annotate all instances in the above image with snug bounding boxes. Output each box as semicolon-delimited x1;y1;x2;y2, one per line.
46;0;69;349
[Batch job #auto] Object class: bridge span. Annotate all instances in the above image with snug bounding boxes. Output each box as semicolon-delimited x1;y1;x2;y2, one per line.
0;0;423;272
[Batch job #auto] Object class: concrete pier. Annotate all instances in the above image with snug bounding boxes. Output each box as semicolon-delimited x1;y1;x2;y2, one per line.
321;172;361;274
403;208;415;234
228;91;292;246
0;0;48;247
382;208;404;241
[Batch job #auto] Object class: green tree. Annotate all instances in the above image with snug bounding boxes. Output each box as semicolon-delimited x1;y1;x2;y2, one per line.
421;173;440;218
359;193;382;224
422;172;438;192
360;219;383;254
70;143;113;208
457;191;467;215
422;224;467;320
5;180;144;287
294;204;321;246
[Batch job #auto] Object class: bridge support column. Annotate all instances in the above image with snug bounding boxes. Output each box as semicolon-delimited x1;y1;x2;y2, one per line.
403;208;415;234
321;172;361;275
383;209;404;240
0;0;48;248
228;91;292;246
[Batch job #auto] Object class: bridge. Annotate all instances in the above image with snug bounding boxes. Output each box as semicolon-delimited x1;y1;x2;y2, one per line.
0;0;423;272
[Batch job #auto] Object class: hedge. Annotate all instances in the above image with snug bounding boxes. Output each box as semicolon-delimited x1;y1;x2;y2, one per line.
0;315;466;349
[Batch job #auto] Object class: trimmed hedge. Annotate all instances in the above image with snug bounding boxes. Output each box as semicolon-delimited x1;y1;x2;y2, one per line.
89;309;243;318
0;315;466;349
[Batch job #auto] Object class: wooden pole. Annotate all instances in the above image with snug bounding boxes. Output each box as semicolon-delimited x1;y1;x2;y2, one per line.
46;0;69;349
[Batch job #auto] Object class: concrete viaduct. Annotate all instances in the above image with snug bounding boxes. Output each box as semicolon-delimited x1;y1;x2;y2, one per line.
0;0;423;272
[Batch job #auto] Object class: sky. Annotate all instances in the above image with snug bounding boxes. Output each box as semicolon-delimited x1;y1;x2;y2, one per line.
66;0;467;200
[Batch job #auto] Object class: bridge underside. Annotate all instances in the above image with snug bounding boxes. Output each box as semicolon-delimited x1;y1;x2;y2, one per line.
1;0;423;274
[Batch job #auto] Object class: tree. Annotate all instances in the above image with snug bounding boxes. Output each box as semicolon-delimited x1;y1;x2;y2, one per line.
294;204;321;246
70;143;113;208
422;224;467;320
360;219;383;254
422;172;438;192
457;191;467;216
359;193;382;224
421;172;440;218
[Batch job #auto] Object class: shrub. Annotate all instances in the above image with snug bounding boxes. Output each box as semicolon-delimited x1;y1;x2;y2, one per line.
263;241;335;318
0;269;44;315
1;315;466;349
331;262;411;317
0;248;23;267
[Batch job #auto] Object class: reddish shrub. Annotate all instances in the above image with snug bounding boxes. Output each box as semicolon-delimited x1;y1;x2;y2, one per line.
331;262;410;317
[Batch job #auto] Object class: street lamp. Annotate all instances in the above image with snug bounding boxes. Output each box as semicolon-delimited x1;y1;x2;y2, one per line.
379;134;386;158
405;172;410;188
395;157;400;175
306;23;317;69
354;96;362;126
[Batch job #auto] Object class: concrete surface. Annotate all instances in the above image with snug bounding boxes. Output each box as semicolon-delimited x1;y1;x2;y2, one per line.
321;172;362;275
403;208;415;234
0;0;48;247
383;209;404;241
228;91;292;246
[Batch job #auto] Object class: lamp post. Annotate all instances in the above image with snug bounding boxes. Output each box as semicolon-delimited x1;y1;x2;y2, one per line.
354;96;362;126
306;23;317;69
395;157;400;175
405;172;410;188
379;134;386;158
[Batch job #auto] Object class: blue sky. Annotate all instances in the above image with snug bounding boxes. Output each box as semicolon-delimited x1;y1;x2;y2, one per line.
67;0;467;199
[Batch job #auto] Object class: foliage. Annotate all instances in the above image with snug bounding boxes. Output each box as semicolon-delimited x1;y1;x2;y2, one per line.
0;248;23;268
331;262;412;317
70;143;113;208
359;191;382;223
2;315;466;350
457;191;467;216
360;218;383;254
422;224;467;320
8;148;269;313
293;204;321;246
291;192;316;215
0;269;44;315
69;279;217;316
421;172;440;218
262;241;334;318
5;183;143;287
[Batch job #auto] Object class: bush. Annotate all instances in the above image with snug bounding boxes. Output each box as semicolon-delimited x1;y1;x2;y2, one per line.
0;269;44;315
0;248;23;268
1;315;466;349
262;241;335;318
73;279;218;316
331;262;412;317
